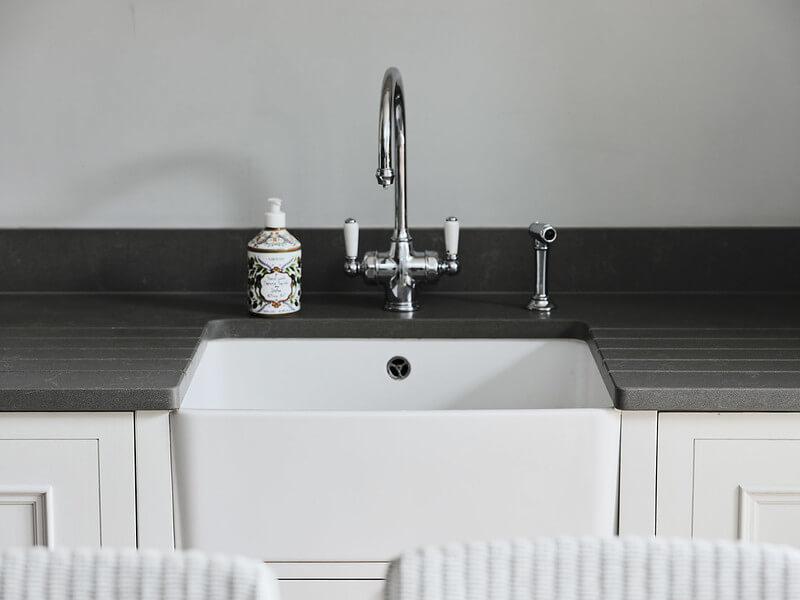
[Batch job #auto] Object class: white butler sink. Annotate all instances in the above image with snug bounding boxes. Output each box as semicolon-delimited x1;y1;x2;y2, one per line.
172;338;619;564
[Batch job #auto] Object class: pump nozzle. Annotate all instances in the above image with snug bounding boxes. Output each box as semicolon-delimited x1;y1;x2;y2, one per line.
265;197;286;228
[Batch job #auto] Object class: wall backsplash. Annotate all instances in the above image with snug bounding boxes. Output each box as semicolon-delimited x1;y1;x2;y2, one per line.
1;228;798;293
1;0;799;228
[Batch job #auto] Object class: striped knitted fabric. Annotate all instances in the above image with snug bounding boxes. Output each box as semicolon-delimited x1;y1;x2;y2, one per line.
0;548;279;600
385;537;800;600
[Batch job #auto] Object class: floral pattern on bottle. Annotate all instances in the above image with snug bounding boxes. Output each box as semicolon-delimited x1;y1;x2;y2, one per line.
247;251;301;315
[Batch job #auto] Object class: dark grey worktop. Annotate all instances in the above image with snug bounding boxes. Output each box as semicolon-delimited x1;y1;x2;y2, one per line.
1;291;799;411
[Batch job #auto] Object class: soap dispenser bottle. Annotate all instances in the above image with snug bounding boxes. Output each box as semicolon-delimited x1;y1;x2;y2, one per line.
247;198;302;316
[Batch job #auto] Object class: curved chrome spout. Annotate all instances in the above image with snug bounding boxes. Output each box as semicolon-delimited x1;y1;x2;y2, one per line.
343;67;460;312
377;67;410;242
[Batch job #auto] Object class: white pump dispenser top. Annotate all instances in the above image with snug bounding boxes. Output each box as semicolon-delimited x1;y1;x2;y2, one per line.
264;197;286;228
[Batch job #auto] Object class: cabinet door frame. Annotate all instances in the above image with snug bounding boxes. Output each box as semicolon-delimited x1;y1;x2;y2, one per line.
0;412;136;547
618;411;658;536
0;484;54;547
135;411;174;549
656;412;800;539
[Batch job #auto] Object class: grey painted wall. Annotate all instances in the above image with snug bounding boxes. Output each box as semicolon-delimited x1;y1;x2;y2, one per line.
1;0;799;228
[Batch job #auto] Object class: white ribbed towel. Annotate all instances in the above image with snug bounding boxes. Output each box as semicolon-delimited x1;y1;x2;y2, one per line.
0;548;279;600
385;537;800;600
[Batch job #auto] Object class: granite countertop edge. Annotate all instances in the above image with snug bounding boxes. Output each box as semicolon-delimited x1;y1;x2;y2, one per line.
1;291;800;412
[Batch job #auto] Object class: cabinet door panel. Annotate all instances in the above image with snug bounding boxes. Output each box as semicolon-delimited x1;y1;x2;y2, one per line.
694;439;800;543
739;485;800;545
0;503;40;547
0;413;135;548
657;413;800;546
0;440;98;548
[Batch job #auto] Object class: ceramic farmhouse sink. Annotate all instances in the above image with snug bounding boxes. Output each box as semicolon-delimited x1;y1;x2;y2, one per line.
171;338;619;563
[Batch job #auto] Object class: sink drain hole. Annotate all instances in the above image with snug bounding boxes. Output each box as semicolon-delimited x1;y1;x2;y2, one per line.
387;356;411;380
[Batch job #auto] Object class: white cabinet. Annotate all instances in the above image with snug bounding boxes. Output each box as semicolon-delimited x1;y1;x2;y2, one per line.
656;413;800;546
0;413;136;548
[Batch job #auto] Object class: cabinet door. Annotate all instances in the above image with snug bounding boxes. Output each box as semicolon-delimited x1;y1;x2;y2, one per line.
0;413;136;548
657;413;800;545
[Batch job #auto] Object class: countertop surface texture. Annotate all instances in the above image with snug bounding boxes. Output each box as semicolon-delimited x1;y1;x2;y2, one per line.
0;291;799;411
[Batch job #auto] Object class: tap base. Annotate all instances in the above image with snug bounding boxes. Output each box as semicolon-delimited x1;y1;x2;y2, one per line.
526;296;555;312
384;300;419;312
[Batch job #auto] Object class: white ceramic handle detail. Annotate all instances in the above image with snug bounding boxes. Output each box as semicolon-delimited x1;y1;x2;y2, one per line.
344;218;359;258
444;217;459;256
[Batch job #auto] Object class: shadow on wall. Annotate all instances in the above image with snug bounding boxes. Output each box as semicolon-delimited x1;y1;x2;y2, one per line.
67;151;267;226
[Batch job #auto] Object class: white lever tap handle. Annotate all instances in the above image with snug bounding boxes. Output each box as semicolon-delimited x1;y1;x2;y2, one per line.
344;218;359;258
444;217;459;257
